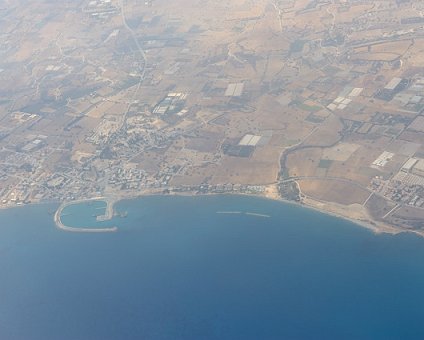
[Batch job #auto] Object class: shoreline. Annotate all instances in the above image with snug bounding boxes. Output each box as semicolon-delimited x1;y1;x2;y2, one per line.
2;187;423;238
163;188;424;238
259;185;424;238
111;187;424;238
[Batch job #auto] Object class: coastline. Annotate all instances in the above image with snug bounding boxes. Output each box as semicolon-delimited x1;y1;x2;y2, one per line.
155;185;424;238
115;186;424;238
2;185;422;238
260;184;424;238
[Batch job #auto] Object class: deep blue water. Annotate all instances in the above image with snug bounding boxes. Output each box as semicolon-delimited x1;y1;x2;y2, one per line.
1;195;424;339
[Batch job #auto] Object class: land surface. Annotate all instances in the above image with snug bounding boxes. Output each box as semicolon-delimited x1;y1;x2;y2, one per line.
2;0;424;235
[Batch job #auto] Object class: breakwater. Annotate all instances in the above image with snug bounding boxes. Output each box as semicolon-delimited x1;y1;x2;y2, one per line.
54;197;117;233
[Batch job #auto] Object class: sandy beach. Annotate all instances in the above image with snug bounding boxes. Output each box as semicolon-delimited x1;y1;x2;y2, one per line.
261;183;424;238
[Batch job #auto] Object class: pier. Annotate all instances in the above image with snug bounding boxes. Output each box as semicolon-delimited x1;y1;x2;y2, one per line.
54;197;118;233
96;198;114;221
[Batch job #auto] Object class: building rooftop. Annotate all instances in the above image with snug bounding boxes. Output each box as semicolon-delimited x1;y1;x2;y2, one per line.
385;77;402;90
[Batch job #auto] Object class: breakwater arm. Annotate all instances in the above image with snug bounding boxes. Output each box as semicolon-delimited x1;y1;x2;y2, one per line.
54;198;117;233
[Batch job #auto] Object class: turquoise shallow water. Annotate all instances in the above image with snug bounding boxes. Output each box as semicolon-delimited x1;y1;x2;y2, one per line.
1;195;424;339
60;200;110;229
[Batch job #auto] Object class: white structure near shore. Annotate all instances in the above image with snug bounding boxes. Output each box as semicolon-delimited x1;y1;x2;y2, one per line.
54;197;117;233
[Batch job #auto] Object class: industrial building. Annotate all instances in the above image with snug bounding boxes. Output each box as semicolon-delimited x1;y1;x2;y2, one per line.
238;134;262;146
225;83;244;97
412;159;424;177
372;151;394;168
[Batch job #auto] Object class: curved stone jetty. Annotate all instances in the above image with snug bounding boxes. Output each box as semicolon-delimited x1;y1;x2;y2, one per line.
54;198;117;233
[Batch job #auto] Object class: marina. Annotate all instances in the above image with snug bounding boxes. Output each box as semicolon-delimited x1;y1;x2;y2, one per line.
54;198;117;233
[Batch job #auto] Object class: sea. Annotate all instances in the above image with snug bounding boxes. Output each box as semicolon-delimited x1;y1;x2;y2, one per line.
1;194;424;340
